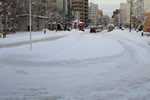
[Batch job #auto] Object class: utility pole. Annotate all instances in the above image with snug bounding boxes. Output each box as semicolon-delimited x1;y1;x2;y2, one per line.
63;0;66;29
129;0;132;32
67;0;71;23
29;0;32;51
76;11;79;30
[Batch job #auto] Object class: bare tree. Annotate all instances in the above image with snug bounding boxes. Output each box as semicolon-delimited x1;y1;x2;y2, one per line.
1;0;9;33
0;0;59;32
0;0;28;32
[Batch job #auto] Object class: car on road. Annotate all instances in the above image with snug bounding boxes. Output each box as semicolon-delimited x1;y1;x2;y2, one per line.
79;25;85;32
90;26;102;33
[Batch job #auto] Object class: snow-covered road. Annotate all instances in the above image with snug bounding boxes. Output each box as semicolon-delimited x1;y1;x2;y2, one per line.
0;30;150;100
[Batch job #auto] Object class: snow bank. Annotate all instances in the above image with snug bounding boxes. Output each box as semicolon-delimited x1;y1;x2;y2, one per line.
0;33;124;61
104;29;150;64
0;30;71;45
105;29;150;45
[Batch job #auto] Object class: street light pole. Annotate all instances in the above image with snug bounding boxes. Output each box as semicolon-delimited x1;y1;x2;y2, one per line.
63;0;65;27
130;0;132;32
67;0;70;22
29;0;32;51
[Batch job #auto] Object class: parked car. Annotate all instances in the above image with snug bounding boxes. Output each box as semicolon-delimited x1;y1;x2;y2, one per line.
79;25;85;32
90;26;102;33
0;33;2;38
147;28;150;32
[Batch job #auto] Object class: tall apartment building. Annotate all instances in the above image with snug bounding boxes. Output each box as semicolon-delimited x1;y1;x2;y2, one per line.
120;0;135;25
98;10;103;18
120;3;129;25
72;0;88;24
56;0;72;23
56;0;65;15
89;2;98;25
112;9;120;26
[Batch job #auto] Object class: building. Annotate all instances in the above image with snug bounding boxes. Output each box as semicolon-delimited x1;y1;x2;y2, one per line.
56;0;72;23
119;0;135;26
0;0;57;32
112;9;120;26
72;0;88;24
18;0;56;31
143;0;150;32
89;2;98;25
98;10;103;18
56;0;65;15
18;15;49;31
134;0;150;31
127;0;135;15
31;0;57;31
120;3;130;25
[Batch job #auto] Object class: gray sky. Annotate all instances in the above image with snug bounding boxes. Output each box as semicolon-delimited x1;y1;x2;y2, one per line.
89;0;126;16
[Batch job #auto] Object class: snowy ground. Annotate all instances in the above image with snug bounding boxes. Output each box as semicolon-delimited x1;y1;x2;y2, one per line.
0;30;89;46
0;29;150;100
0;30;90;48
0;31;69;45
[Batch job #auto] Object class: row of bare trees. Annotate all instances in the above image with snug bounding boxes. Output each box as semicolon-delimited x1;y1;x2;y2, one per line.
0;0;62;32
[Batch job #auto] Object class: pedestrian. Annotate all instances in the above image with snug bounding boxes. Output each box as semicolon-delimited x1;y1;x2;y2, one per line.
0;33;2;38
141;32;144;36
44;29;46;34
56;24;58;32
3;32;6;38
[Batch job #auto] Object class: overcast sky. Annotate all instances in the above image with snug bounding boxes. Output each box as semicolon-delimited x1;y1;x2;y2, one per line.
89;0;126;16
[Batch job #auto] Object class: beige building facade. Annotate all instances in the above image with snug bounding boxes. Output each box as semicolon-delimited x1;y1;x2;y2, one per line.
89;2;98;25
120;0;135;25
120;3;130;25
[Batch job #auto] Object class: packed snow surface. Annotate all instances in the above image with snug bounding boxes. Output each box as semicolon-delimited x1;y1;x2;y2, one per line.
0;33;124;62
0;29;150;100
0;30;74;45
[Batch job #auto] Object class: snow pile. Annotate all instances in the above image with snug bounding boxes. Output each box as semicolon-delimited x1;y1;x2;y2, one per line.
105;29;149;45
147;37;150;44
104;29;150;64
0;33;124;61
0;30;71;45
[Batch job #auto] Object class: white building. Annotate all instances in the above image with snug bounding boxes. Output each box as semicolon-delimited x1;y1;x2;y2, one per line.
120;3;130;25
56;0;65;15
120;0;135;25
89;2;98;25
